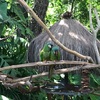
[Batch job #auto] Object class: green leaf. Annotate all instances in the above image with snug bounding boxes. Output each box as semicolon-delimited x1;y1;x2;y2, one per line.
0;1;7;14
69;73;81;85
0;14;3;21
0;24;4;35
90;74;100;85
0;95;12;100
0;55;9;67
16;23;26;35
0;1;9;34
89;94;100;100
11;5;26;23
10;69;18;77
2;69;11;74
0;1;8;20
26;28;33;37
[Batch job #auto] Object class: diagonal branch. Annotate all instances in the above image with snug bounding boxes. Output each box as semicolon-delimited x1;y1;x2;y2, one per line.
17;0;94;63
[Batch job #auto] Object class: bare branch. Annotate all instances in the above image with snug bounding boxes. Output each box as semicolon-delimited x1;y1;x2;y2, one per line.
0;36;12;42
89;4;100;64
94;8;100;28
92;92;100;96
70;0;75;13
0;61;90;71
5;63;100;83
17;0;94;63
94;8;100;33
89;4;95;33
0;62;99;90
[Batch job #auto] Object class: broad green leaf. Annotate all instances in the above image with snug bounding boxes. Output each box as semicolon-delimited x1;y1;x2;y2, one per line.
89;94;100;100
0;14;3;21
0;1;7;14
26;28;33;37
0;1;8;34
16;23;26;35
11;5;26;23
90;74;100;85
0;1;8;20
0;56;9;67
0;95;12;100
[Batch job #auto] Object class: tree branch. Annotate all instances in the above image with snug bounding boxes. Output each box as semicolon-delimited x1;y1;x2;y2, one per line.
94;8;100;33
17;0;94;63
0;36;12;42
89;4;94;32
71;0;75;13
92;92;100;96
0;61;90;71
89;4;100;64
5;63;100;83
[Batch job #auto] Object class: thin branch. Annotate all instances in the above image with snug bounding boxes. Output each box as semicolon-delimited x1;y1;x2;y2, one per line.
94;8;100;29
71;0;75;13
92;91;100;96
0;36;12;42
0;61;90;71
89;4;94;32
5;63;100;83
3;81;43;93
17;0;94;63
94;8;100;33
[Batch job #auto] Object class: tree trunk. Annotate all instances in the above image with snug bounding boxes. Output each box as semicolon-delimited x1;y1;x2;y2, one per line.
29;0;49;37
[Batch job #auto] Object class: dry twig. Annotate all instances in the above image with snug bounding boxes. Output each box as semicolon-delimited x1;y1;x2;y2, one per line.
4;63;100;83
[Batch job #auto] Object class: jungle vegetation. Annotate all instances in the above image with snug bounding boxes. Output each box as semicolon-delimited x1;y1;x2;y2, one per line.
0;0;100;100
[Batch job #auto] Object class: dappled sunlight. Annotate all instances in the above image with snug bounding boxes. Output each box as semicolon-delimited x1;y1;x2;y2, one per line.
48;38;52;41
59;19;69;28
80;36;88;44
69;31;87;44
69;32;79;39
58;32;63;37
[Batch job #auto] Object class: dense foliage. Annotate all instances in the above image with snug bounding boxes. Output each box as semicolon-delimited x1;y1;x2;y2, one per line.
0;0;100;99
